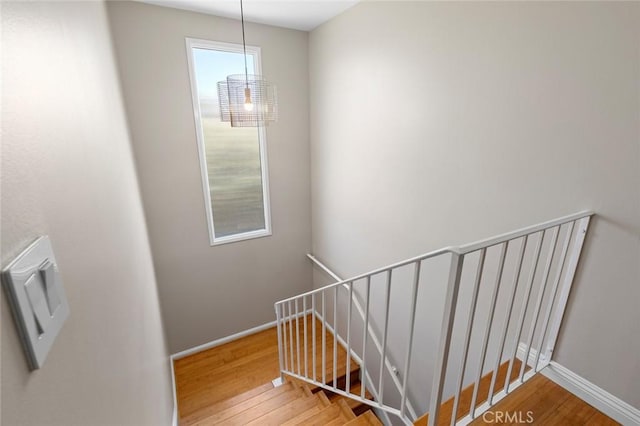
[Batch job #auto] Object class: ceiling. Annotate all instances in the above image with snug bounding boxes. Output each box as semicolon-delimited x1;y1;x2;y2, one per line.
136;0;360;31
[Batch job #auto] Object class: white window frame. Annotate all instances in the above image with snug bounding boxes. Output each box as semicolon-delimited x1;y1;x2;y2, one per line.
185;38;272;246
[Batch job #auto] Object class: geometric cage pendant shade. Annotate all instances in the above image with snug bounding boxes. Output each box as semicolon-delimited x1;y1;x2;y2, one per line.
217;74;278;127
216;0;278;128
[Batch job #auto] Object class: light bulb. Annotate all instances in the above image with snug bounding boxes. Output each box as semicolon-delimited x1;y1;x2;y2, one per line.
244;87;253;112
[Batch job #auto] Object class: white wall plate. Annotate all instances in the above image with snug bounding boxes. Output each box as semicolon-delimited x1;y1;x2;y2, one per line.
2;236;70;370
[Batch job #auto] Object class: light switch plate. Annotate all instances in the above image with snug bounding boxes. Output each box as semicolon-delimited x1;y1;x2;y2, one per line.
2;236;70;370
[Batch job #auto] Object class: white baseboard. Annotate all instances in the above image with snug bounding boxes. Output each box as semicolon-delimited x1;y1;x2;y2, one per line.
171;320;277;360
542;362;640;426
515;342;640;425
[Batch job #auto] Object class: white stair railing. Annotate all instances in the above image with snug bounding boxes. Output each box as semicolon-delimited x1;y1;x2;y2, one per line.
306;253;418;422
275;211;592;425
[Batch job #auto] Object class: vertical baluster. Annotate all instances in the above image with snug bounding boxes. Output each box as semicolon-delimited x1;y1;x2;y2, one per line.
312;293;317;382
361;276;371;400
450;249;486;425
469;242;508;418
532;222;574;372
504;231;544;393
322;291;327;384
333;286;338;389
296;299;301;375
276;303;284;378
520;227;559;380
378;270;392;405
288;300;294;374
428;253;464;426
346;282;353;393
487;237;528;404
400;261;422;418
282;303;288;372
279;303;289;370
303;295;308;378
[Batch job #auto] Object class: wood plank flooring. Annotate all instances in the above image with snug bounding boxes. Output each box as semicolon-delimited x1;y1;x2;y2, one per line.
415;359;618;425
415;359;526;425
174;326;282;419
174;317;618;425
174;315;359;422
470;374;620;425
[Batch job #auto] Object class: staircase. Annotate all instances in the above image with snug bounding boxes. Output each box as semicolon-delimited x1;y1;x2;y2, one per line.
173;211;593;425
178;315;382;425
275;211;593;425
180;380;381;425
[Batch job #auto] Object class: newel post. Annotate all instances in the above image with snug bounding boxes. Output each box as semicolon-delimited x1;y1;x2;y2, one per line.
428;252;464;426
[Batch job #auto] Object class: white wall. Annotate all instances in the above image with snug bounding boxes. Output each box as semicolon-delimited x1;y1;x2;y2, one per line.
1;1;173;425
310;0;640;412
106;1;312;353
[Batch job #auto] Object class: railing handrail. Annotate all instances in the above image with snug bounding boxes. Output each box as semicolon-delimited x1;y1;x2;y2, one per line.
305;253;419;421
458;210;593;254
275;210;593;425
275;247;455;305
275;210;593;307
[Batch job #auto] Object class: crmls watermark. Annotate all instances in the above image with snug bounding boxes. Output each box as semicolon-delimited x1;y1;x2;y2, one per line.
482;411;534;424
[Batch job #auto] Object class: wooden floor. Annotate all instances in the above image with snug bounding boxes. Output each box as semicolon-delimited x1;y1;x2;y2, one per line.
175;320;618;426
174;316;359;423
470;374;619;425
415;359;527;425
416;359;618;425
174;326;281;420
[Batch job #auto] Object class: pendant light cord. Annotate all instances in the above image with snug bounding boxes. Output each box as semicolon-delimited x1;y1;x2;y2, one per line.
240;0;249;88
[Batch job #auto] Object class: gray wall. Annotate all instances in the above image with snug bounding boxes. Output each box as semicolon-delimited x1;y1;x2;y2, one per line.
106;1;312;353
310;0;640;410
1;1;173;425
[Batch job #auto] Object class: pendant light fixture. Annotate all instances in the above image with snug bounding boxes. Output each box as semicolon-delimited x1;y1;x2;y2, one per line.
217;0;278;127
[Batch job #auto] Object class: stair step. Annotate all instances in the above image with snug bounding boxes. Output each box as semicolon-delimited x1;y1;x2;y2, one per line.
316;388;332;406
290;399;356;426
295;404;344;426
298;382;314;398
279;402;327;426
279;391;332;426
325;380;374;416
181;382;274;425
344;410;383;426
300;366;362;394
336;399;358;421
242;392;325;425
294;354;360;379
181;314;372;425
284;315;360;386
192;382;302;425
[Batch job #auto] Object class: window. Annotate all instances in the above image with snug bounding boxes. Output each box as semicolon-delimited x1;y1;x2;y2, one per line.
186;39;271;245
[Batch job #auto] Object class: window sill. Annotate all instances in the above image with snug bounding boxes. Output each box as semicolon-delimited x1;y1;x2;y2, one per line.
210;229;272;246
